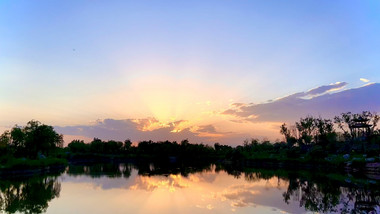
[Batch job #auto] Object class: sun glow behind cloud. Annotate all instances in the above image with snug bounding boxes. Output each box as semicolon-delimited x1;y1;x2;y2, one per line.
117;75;241;127
50;82;380;146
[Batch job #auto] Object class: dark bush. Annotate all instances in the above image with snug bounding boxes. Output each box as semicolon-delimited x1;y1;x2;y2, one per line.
286;147;301;159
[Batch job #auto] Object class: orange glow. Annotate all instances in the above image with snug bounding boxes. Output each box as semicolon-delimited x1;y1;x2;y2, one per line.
132;118;170;131
130;174;191;192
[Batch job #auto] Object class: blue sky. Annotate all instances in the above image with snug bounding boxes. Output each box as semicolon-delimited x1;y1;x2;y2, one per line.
1;1;379;144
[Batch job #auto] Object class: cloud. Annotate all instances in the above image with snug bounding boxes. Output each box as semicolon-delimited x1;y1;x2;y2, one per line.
230;103;247;108
56;118;241;145
197;125;217;133
305;82;347;97
55;118;204;145
222;83;380;123
55;82;379;145
360;78;370;83
193;124;238;140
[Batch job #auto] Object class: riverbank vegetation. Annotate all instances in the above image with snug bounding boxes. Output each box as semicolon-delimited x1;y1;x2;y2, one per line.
66;111;379;171
0;120;67;171
0;111;379;172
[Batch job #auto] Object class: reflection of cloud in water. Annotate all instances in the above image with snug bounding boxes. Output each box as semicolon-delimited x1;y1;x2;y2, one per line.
189;172;217;183
209;178;307;214
62;170;305;213
61;171;138;190
62;167;218;193
129;170;219;192
130;174;190;192
195;204;214;211
222;189;259;207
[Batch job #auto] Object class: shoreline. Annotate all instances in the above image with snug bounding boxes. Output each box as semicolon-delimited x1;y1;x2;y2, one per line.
1;155;378;180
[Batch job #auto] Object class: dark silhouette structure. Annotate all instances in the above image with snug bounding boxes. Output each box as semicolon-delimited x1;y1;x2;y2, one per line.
349;117;372;139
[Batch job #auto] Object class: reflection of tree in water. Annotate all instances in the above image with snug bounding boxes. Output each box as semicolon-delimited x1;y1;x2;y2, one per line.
224;166;379;213
341;187;380;214
0;174;61;213
66;163;132;179
134;161;213;177
66;161;213;179
282;174;379;213
283;176;341;212
21;162;376;214
221;163;243;179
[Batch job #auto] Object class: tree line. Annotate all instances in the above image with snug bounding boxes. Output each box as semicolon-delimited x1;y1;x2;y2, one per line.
0;111;378;164
279;111;379;155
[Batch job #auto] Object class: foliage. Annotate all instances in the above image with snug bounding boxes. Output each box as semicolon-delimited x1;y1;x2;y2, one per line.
1;111;379;171
1;158;67;170
0;120;63;159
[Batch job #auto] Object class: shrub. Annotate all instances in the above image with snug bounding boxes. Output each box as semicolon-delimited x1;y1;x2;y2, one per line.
286;147;301;159
308;145;327;160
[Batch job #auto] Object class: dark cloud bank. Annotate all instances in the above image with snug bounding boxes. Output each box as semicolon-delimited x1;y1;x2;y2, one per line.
56;118;206;143
223;83;379;122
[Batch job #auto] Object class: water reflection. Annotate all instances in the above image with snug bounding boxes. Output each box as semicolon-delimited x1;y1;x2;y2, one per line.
281;173;379;213
0;164;378;213
0;171;63;213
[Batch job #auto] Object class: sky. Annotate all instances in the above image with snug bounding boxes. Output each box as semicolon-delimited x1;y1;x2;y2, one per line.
1;1;380;145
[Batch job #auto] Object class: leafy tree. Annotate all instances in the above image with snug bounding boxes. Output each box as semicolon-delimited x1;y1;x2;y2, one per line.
23;121;63;158
314;118;336;148
1;121;63;158
90;138;104;153
123;139;132;153
280;123;297;147
0;131;10;152
104;140;123;154
10;126;25;151
296;116;316;146
68;140;88;153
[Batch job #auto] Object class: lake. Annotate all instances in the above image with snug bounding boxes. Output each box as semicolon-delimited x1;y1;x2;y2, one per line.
0;162;379;213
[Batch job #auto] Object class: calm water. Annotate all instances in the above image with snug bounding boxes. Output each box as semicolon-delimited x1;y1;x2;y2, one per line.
0;163;379;214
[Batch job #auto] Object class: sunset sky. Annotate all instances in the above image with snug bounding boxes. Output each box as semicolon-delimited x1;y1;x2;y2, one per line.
1;1;379;145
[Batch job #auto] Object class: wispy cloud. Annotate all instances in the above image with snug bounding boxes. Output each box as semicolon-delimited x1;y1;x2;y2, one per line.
360;78;370;83
305;82;347;97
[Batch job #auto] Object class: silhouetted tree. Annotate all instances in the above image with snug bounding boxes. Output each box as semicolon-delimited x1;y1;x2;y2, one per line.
90;138;104;153
296;116;316;146
314;118;336;148
68;140;89;153
123;139;132;153
280;123;297;147
23;121;63;158
0;121;63;158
